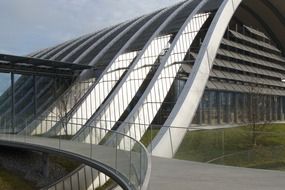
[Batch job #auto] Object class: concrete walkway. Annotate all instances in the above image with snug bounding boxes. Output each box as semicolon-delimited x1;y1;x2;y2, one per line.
0;134;284;190
0;134;141;190
150;156;285;190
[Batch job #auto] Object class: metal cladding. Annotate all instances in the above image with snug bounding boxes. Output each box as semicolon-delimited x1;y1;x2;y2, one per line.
5;0;284;189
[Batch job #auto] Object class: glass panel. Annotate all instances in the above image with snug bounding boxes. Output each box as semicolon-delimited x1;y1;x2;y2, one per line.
174;125;285;172
14;74;34;132
36;76;55;114
237;93;244;123
202;91;210;124
210;91;218;124
221;92;227;124
0;72;11;132
228;92;234;123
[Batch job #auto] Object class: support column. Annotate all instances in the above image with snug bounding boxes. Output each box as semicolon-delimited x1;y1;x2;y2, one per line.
263;95;267;122
249;94;253;124
217;91;221;124
268;96;272;121
197;103;202;125
201;99;205;124
255;95;259;123
208;92;212;125
11;73;15;133
242;93;247;123
225;92;231;124
274;96;278;121
280;97;284;121
233;93;238;123
282;96;285;120
265;96;269;121
42;152;49;178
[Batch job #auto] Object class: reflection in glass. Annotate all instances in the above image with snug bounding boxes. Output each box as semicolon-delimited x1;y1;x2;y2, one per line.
0;72;11;131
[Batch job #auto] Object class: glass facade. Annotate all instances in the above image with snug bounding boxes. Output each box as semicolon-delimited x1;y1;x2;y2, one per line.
0;73;69;133
0;1;284;190
0;72;12;131
192;90;285;125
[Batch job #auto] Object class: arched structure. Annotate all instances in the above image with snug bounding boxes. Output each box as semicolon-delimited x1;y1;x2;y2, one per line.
0;0;284;189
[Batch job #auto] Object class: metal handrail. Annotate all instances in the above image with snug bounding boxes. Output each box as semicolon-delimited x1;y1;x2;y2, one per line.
42;124;151;190
9;116;151;190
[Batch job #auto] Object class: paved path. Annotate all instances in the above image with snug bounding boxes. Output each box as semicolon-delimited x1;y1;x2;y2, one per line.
150;157;285;190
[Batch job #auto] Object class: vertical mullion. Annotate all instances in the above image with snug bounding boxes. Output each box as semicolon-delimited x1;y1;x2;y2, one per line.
33;75;37;117
11;72;15;133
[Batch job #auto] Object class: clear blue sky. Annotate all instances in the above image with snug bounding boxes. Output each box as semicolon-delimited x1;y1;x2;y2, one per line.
0;0;182;55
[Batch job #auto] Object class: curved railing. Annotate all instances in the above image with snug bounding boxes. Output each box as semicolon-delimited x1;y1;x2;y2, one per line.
50;125;151;190
146;124;285;172
1;118;151;190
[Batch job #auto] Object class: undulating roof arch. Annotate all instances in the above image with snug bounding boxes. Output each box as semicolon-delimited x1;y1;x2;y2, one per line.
1;0;284;189
236;0;285;54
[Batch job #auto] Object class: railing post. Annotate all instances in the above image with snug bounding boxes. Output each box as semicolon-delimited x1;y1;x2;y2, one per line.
115;132;118;172
30;118;33;135
129;137;132;184
25;119;27;142
150;124;153;155
169;127;172;157
59;120;61;150
95;125;97;144
90;126;93;158
5;118;8;140
222;128;225;164
140;145;142;189
1;117;3;134
4;118;6;134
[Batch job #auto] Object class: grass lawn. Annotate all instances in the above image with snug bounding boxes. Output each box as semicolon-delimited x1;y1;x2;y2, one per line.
140;128;160;147
174;123;285;170
49;135;74;140
0;167;35;190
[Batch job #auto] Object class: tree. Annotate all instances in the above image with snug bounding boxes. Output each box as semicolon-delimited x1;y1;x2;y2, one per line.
247;84;272;147
53;81;83;136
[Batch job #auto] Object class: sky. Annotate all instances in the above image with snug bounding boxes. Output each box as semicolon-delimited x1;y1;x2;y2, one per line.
0;0;182;55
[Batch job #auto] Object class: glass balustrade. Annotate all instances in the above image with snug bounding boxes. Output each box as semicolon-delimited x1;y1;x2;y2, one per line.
0;117;150;190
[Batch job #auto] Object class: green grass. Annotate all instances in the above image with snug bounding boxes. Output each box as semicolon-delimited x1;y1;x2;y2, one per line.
249;161;285;170
140;128;160;147
49;135;74;140
0;167;35;190
174;124;285;170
